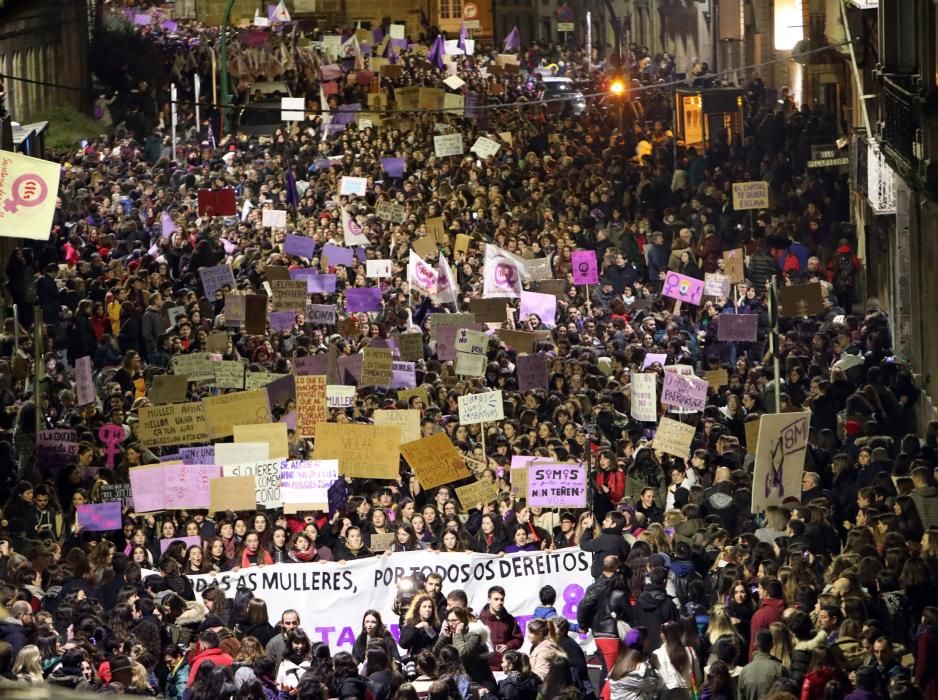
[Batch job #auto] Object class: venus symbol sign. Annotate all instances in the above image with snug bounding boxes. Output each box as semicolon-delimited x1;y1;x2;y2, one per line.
4;173;49;213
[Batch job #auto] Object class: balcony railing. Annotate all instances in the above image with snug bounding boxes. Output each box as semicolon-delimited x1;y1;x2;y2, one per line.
879;74;920;168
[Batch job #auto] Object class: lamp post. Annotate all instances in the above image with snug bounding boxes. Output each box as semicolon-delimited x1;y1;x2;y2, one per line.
218;0;238;137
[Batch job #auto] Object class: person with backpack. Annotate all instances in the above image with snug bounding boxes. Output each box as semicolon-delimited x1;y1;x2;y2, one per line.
577;556;632;693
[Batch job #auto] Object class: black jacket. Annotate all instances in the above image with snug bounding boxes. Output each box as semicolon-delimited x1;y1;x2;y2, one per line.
498;672;541;700
398;622;439;656
579;527;631;578
0;620;28;656
630;585;679;650
577;577;630;637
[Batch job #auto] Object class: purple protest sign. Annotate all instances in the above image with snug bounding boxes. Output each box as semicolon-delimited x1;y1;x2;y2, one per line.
517;353;549;391
159;535;202;554
284;234;316;259
369;337;399;358
321;243;355;267
180;446;214;464
390;361;416;389
717;313;758;342
519;291;557;328
268;311;297;332
294;353;328;376
436;325;458;362
332;111;356;126
642;353;667;369
661;372;708;411
320;64;343;80
77;502;122;532
133;14;152;26
346;287;382;312
662;271;705;305
291;269;337;294
380;158;406;178
76;355;95;406
571;250;599;285
282;411;297;430
99;423;125;468
337;354;363;385
328;478;349;514
161;211;177;238
161;20;178;32
527;462;587;507
164;464;221;510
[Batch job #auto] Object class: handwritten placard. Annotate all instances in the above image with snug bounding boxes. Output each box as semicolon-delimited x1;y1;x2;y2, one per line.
527;462;587;508
361;347;393;386
100;483;134;509
165;463;222;509
571;250;599;285
455;351;485;376
731;180;769;210
76;356;95;406
752;412;811;512
215;442;269;466
630;372;658;422
455;479;500;509
457;390;504;424
326;384;356;408
653;416;696;458
150;374;189;405
271;280;308;312
281;459;338;512
661;372;708;411
400;433;472;490
213;360;246;389
37;429;79;470
138;403;209;448
723;248;745;284
373;409;421;444
433;133;464;157
233;423;288;460
704;273;731;298
172;353;216;383
312;423;401;480
200;264;236;298
704;369;729;389
296;375;327;437
224;459;282;507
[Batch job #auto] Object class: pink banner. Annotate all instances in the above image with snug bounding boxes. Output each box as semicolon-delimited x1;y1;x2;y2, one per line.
165;464;222;510
661;372;708;411
130;466;165;513
571;250;599;285
661;271;704;305
527;462;587;507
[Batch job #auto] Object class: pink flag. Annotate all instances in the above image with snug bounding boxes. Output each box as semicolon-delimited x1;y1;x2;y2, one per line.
436;253;458;304
408;250;438;296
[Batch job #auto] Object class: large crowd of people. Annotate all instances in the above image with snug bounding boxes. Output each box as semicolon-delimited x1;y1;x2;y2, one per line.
0;3;937;700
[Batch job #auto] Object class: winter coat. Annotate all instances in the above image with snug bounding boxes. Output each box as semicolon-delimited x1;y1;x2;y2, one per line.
169;601;207;648
141;306;167;361
165;658;189;700
186;647;233;686
274;658;310;689
479;605;524;670
789;629;826;686
737;651;788;700
911;486;938;530
68;314;98;362
577;577;630;637
236;621;276;647
398;622;439;657
579;527;631;579
133;614;167;660
434;620;496;692
334;674;371;699
631;585;679;650
748;597;786;658
498;671;541;700
0;620;28;656
529;639;565;681
830;635;866;671
915;626;938;700
352;630;400;664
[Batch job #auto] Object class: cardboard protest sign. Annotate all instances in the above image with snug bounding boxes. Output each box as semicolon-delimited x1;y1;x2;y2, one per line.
571;250;599;285
731;181;769;210
281;459;338;512
215;442;269;466
313;423;400;479
223;459;282;507
653;416;696;458
510;455;543;498
202;389;271;439
661;372;708;411
149;373;191;405
455;479;500;509
361;347;393;386
244;294;269;335
662;271;705;305
744;417;761;454
752;412;811;512
425;217;447;244
368;532;395;552
469;298;509;324
376;201;406;223
326;384;356;408
37;429;79;470
723;248;745;284
366;259;392;278
213;360;245;389
262;209;288;229
471;136;501;158
224;293;246;328
100;483;133;509
209;476;257;512
455;352;485;376
704;369;729;389
172;353;215;383
458;390;504;424
339;176;368;197
704;273;731;298
374;409;421;444
306;304;336;325
517;353;549;391
138;403;208;448
429;313;478;333
527;462;587;508
455;328;488;355
780;283;825;316
205;331;229;354
717;313;758;342
396;332;424;361
630;373;658;422
77;502;122;531
271;280;308;312
497;329;538;353
284;234;316;259
400;433;471;490
165;463;222;509
233;423;288;460
200;264;236;298
295;375;327;437
245;372;287;389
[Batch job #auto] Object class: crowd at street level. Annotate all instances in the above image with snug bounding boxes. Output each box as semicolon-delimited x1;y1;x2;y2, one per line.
0;4;937;700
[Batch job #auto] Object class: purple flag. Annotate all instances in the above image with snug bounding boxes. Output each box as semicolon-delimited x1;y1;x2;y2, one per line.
286;166;299;208
346;287;383;312
503;26;521;52
380;157;406;178
284;234;316;259
321;243;355;267
458;22;469;52
428;35;446;69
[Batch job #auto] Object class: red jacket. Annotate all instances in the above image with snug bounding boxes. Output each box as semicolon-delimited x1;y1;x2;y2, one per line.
597;469;625;505
186;647;233;686
479;605;524;670
749;597;786;659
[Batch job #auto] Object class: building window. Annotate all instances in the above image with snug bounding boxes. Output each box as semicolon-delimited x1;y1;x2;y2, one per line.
440;0;463;20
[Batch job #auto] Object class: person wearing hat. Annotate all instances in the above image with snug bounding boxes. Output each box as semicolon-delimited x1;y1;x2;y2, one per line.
108;654;134;688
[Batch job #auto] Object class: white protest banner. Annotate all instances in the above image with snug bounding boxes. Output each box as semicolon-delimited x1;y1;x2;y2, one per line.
280;459;339;512
731;180;769;210
223;459;282;508
433;134;464;158
458;390;504;424
147;548;593;653
308;304;337;325
327;385;356;408
470;136;501;158
366;259;392;278
281;97;306;121
752;412;811;512
454;328;488;355
339;176;368;197
262;209;288;229
630;372;658;422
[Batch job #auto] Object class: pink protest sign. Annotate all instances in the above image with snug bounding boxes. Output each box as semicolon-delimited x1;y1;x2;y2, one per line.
159;535;202;554
76;356;95;406
164;464;222;510
129;465;165;513
519;291;557;328
527;462;587;507
77;502;122;531
642;353;667;369
661;372;708;411
98;423;125;467
661;271;704;305
571;250;599;285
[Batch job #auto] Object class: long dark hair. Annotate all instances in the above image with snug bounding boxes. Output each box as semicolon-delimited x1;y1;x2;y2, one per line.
361;609;387;638
190;663;233;700
661;621;690;674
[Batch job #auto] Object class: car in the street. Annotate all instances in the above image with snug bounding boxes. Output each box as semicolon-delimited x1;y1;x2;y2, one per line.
540;76;587;115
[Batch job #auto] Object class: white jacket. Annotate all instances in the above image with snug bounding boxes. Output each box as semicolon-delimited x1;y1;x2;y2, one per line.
651;645;701;691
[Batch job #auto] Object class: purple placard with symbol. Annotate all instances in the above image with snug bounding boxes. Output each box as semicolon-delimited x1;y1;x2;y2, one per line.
661;372;708;411
77;502;122;531
527;461;587;507
571;250;599;285
99;423;124;467
717;313;758;342
661;271;704;305
180;446;214;465
346;287;382;312
284;234;316;259
321;243;355;267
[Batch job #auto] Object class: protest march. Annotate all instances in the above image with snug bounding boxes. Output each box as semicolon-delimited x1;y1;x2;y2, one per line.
0;1;936;700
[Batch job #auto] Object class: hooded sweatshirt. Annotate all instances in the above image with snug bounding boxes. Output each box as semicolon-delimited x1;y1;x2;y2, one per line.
630;584;679;650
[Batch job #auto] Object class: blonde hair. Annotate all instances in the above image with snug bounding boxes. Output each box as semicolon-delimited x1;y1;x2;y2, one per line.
706;605;737;644
12;645;43;683
663;510;685;528
769;621;792;667
130;662;150;692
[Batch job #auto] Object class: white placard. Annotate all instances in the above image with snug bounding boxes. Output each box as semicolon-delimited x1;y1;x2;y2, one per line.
458;390;505;425
471;136;501;158
281;97;306;121
443;75;466;90
366;259;392;278
389;24;405;39
326;385;356;408
433;134;464;158
307;304;337;325
253;16;270;27
215;442;270;466
339;176;368;197
262;209;288;229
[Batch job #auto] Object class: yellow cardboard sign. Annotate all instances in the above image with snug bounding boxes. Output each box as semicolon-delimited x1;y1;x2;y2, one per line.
138;403;208;448
400;433;471;489
313;422;400;479
202;389;271;439
234;423;289;460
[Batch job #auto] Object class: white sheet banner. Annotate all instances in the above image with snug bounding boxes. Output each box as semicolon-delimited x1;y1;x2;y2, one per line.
156;548;593;651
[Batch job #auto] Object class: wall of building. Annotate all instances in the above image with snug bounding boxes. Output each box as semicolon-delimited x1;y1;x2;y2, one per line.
0;0;89;120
